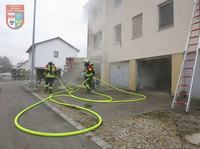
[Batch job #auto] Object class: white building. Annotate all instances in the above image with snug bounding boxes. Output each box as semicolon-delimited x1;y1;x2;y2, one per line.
85;0;200;97
26;37;79;79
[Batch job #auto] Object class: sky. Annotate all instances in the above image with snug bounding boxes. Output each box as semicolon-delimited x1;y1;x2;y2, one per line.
0;0;89;65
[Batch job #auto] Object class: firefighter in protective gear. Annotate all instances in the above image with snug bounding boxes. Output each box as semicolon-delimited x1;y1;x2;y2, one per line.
83;61;95;92
44;62;57;93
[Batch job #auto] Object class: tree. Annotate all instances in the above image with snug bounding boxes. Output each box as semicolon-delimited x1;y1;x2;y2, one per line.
0;56;13;73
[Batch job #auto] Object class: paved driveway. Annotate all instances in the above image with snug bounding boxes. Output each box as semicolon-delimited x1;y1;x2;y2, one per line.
0;79;100;149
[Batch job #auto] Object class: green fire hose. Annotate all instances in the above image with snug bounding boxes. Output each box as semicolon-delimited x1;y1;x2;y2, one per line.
14;77;146;137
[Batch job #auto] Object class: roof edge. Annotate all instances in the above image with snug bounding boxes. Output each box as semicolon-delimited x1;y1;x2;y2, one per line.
26;37;80;53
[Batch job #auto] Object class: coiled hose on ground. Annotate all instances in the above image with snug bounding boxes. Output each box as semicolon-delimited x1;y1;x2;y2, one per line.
14;77;146;137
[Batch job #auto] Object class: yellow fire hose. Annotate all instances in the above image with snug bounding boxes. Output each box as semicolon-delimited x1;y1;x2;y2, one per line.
14;77;146;137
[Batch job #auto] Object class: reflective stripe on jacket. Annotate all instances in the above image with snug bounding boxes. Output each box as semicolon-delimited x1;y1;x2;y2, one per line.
44;64;56;78
85;72;93;78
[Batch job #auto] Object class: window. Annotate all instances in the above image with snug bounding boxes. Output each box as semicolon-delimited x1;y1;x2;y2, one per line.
114;24;121;43
114;0;122;8
132;14;143;39
54;51;59;58
93;31;102;49
159;0;174;29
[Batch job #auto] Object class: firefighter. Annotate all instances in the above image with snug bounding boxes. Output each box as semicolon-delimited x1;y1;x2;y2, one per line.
44;62;57;93
83;60;95;92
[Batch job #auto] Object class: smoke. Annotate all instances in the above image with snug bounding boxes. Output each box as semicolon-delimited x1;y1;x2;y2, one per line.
84;0;103;23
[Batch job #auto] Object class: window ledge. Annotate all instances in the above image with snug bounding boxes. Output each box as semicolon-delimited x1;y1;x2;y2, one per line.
158;24;174;32
132;35;143;40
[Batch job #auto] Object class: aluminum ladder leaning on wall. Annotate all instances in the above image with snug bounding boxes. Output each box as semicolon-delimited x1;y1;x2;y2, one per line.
171;0;200;112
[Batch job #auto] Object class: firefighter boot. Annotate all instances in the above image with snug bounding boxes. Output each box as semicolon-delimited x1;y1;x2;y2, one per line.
49;87;52;94
86;83;91;93
44;85;48;92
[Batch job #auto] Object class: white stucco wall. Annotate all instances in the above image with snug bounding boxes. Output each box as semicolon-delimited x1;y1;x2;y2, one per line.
34;38;78;70
87;0;109;80
87;0;200;95
88;0;107;61
88;0;194;62
28;51;33;73
87;0;194;74
105;0;193;62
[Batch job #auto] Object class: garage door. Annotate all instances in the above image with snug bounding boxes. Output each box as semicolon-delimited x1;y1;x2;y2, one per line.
110;61;129;88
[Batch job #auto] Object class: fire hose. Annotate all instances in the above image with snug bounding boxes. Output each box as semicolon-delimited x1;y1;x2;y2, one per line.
14;77;146;137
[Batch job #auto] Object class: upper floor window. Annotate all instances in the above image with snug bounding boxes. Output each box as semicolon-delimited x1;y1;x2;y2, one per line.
132;13;143;39
93;31;102;49
159;0;174;30
54;51;59;58
114;0;122;8
114;24;121;43
88;0;103;22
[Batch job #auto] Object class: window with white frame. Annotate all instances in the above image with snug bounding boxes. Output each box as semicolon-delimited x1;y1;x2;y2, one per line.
54;51;59;58
93;31;102;49
159;0;174;29
114;24;121;43
132;13;143;39
114;0;122;8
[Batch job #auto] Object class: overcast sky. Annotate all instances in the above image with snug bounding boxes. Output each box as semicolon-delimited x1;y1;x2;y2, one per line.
0;0;88;65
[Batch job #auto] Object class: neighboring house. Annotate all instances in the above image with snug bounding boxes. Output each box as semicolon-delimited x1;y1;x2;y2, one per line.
85;0;200;97
26;37;79;80
18;60;30;71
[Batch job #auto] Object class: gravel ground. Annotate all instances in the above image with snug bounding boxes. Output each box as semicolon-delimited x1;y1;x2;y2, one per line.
34;85;200;149
94;111;200;149
49;98;200;149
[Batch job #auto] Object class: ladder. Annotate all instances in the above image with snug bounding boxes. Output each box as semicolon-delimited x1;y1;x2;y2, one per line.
171;0;200;112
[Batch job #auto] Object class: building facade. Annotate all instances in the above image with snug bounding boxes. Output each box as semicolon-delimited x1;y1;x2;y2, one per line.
86;0;200;97
26;37;79;80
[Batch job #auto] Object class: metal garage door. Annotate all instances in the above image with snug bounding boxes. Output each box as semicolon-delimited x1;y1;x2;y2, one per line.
110;61;129;88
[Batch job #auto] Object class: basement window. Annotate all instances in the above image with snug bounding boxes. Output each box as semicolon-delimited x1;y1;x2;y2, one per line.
159;0;174;30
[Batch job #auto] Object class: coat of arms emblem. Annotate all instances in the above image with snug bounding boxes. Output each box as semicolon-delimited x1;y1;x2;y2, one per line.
6;5;24;29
